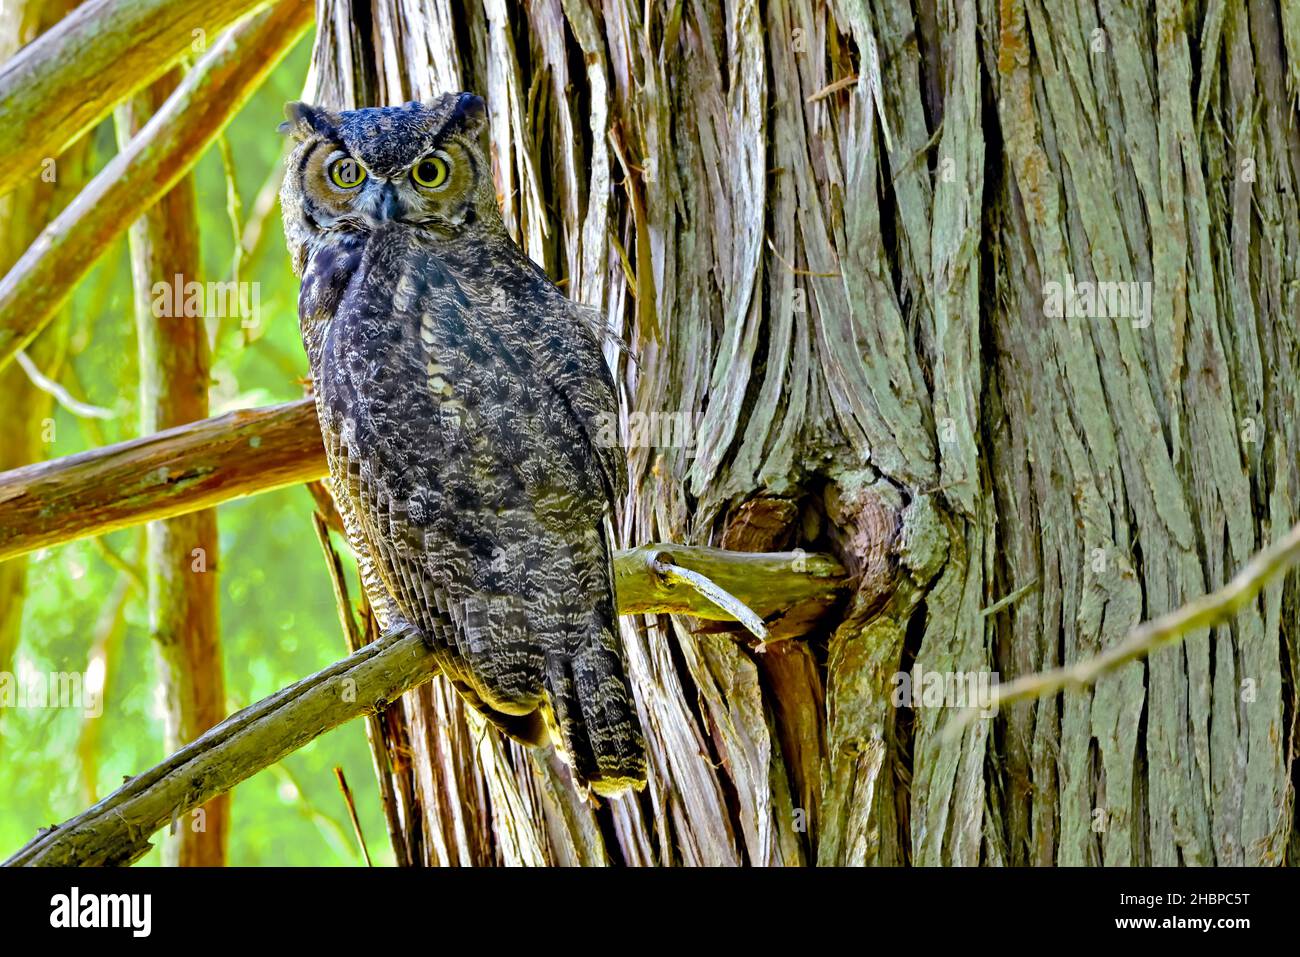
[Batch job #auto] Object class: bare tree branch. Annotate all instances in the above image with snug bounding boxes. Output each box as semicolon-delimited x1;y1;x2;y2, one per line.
13;350;115;419
4;628;439;866
942;519;1300;735
0;399;325;562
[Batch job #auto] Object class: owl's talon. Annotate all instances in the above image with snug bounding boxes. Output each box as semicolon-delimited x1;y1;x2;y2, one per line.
380;620;423;644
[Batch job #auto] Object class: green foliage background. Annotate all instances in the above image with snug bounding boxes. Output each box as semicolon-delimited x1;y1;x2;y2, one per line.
0;28;394;866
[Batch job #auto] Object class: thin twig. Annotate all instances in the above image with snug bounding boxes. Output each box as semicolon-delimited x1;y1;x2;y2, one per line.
890;117;945;185
90;534;146;595
652;557;768;641
216;132;245;288
765;235;840;278
14;350;115;419
979;578;1038;617
806;73;859;103
310;510;363;651
944;519;1300;739
310;505;411;867
239;160;285;263
333;767;372;867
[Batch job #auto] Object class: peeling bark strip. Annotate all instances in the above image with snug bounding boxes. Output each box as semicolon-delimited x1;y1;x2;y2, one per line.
0;0;313;371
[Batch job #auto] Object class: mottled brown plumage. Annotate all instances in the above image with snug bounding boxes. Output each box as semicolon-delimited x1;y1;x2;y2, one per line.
279;93;645;796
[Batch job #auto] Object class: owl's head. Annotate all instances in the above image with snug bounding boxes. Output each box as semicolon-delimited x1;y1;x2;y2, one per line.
278;92;496;274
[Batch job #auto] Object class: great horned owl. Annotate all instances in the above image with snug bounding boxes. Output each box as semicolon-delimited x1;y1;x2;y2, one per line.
279;92;646;797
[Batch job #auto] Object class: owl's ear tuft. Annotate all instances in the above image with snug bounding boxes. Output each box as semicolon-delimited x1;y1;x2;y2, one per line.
443;92;487;140
279;101;336;140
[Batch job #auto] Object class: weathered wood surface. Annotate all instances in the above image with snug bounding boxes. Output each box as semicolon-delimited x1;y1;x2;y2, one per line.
615;543;847;630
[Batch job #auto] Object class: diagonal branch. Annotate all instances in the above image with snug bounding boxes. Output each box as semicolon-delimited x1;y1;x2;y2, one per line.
4;628;438;866
0;399;324;562
939;518;1300;742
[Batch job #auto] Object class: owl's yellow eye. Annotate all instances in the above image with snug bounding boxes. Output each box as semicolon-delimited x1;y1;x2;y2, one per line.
412;155;449;189
329;157;366;189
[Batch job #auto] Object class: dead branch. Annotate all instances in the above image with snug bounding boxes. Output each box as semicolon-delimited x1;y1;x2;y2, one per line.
0;399;325;562
4;627;439;866
617;543;848;628
13;349;115;419
940;518;1300;741
651;558;769;640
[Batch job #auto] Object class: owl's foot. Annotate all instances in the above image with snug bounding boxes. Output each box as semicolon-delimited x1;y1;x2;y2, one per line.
380;618;427;646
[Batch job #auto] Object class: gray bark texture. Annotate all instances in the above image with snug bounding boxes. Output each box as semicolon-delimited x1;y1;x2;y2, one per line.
306;0;1300;866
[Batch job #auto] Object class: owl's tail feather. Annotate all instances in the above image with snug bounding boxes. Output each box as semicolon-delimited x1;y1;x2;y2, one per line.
543;627;647;797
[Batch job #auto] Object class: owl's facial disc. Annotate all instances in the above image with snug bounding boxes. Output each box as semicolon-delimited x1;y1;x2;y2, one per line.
287;95;490;240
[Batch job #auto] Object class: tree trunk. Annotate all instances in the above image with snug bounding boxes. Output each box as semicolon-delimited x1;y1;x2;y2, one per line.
303;0;1299;865
118;71;227;867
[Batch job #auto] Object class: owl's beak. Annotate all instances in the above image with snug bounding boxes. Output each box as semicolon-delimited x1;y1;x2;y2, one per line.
365;181;402;226
378;182;401;222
